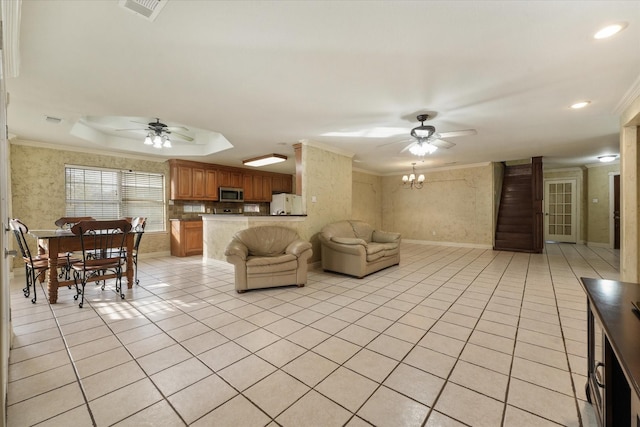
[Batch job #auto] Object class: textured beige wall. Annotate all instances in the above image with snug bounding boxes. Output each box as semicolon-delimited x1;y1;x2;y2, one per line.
620;95;640;281
9;142;171;262
586;163;620;245
381;163;494;246
301;143;353;261
352;170;382;229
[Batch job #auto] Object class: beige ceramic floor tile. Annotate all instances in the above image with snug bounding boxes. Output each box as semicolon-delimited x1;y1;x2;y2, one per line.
235;328;281;352
168;374;237;424
7;363;77;405
180;329;228;355
383;362;444;407
418;332;466;357
435;379;504;426
82;360;147;401
137;344;192;375
366;333;413;360
113;400;185;426
192;394;271;427
150;357;213;396
90;378;163;426
198;341;250;371
7;382;86;426
218;354;276;391
357;385;430;427
316;366;378;412
282;351;338;387
425;410;468;427
503;404;561;426
35;405;94;427
511;357;574;396
286;326;331;349
276;390;352;427
255;339;306;367
404;345;457;379
449;360;509;401
244;370;310;417
507;378;580;426
344;348;399;383
313;336;361;364
459;343;513;375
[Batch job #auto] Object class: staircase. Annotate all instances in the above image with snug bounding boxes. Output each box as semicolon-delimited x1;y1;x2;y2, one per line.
494;158;543;253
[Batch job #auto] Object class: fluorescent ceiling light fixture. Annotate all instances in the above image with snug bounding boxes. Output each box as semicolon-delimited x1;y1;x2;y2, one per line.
322;127;407;138
570;101;590;109
243;154;287;167
598;155;617;162
594;23;627;39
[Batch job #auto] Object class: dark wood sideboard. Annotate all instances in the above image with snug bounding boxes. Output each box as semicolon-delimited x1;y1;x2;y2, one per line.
580;277;640;427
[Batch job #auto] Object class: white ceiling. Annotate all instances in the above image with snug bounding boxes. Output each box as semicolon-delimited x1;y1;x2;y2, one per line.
6;1;640;175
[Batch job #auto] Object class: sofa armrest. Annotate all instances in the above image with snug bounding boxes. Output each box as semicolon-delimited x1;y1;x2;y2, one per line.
286;240;313;257
224;240;248;260
372;230;401;244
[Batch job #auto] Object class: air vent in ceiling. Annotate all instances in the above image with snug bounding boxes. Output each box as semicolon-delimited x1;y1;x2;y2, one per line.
119;0;167;21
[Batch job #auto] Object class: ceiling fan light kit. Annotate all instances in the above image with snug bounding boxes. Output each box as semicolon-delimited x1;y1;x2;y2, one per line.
243;153;287;167
403;114;477;158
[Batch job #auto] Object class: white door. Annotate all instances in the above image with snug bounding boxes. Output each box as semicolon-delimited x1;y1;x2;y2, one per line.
544;179;577;243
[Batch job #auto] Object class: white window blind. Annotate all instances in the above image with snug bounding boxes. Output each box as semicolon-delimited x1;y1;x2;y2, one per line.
65;166;166;232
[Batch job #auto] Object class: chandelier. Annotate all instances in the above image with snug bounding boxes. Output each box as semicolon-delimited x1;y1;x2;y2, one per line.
402;163;425;189
144;130;172;149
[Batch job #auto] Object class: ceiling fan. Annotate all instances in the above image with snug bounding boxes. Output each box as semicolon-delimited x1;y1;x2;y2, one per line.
116;118;194;143
400;114;476;156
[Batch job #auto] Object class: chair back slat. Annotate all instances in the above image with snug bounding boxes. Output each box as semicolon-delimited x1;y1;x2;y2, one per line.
9;218;35;262
71;220;133;262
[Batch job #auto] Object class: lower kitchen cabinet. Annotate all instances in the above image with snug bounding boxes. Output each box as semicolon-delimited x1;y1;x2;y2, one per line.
170;219;203;257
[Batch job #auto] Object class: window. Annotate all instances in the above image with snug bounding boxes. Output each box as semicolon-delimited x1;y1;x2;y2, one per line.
65;165;165;232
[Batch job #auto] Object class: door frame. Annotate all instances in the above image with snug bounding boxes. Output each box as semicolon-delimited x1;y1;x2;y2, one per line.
543;178;580;243
609;171;621;249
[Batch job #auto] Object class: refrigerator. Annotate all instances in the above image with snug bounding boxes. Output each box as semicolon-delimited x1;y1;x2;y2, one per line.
271;193;303;215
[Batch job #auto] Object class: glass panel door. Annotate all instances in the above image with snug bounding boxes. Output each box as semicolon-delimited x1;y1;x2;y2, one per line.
544;179;577;243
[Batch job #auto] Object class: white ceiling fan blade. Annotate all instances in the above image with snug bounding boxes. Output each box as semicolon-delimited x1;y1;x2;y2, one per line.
167;125;190;132
377;138;412;148
438;129;476;138
430;138;456;149
169;131;194;142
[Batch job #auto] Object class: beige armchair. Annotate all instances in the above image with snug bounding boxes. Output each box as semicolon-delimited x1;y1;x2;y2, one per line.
225;226;313;293
319;220;401;278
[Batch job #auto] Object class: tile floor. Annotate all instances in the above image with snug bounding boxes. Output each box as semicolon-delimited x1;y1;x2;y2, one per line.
6;242;620;426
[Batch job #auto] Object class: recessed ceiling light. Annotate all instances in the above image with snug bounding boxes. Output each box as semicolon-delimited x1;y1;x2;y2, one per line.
570;101;590;109
594;23;627;39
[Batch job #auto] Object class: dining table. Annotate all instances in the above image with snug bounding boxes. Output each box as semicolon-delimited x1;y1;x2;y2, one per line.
28;228;135;304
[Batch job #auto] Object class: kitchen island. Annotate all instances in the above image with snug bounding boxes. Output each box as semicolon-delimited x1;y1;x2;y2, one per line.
201;214;307;261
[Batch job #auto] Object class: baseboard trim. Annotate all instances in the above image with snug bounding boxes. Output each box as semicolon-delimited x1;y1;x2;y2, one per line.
402;239;493;249
586;242;612;249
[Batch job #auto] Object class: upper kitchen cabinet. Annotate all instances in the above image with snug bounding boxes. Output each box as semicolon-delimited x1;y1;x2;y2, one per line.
243;174;272;202
272;174;293;194
218;169;243;188
169;159;218;201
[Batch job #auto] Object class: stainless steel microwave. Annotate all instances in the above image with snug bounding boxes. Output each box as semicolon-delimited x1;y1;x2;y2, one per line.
219;187;244;202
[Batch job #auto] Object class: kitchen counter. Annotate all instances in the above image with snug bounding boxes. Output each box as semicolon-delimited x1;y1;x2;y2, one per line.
201;214;308;261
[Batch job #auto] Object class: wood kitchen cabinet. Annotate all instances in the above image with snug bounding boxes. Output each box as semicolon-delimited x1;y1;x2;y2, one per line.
243;174;272;202
169;159;292;202
170;220;203;257
272;174;293;194
218;169;243;188
169;160;218;201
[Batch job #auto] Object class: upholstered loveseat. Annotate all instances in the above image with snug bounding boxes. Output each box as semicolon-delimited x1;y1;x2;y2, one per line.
319;220;401;278
225;226;312;293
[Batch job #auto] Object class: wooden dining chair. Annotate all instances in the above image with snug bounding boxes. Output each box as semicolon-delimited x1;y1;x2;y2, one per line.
9;219;50;303
70;220;132;308
54;216;95;228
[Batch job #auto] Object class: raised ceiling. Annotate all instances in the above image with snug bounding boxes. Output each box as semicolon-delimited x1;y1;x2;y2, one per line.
6;1;640;174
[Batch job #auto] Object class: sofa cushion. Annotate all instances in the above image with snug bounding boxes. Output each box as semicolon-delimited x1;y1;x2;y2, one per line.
365;242;399;262
246;254;297;274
